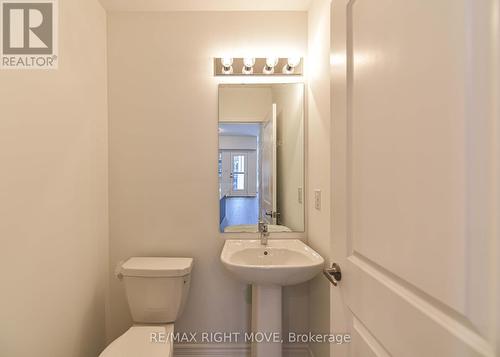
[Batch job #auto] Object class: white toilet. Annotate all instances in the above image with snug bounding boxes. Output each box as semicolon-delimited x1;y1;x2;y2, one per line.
100;257;194;357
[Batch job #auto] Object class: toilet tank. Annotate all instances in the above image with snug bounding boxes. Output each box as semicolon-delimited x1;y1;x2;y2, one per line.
117;257;193;323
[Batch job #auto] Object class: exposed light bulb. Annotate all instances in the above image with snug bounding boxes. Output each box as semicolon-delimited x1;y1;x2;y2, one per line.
282;57;301;74
221;57;233;67
242;57;255;74
222;65;233;75
264;56;279;74
287;57;301;68
220;57;233;75
243;57;255;68
263;66;274;74
266;56;279;68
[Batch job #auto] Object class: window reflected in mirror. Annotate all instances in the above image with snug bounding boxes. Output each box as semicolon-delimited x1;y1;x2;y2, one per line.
218;84;305;233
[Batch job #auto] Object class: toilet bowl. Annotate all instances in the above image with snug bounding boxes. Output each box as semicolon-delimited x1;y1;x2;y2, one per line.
99;325;174;357
100;257;193;357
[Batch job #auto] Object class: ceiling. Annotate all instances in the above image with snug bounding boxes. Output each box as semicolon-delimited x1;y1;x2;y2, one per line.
219;123;261;137
99;0;312;12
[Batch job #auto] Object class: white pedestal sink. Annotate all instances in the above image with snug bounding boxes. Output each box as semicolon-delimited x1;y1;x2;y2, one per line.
221;240;324;357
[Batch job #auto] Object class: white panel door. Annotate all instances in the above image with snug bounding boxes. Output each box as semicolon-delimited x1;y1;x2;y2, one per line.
330;0;499;356
260;104;277;224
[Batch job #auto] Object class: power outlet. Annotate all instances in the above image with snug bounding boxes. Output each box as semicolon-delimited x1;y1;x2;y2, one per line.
298;187;303;204
314;189;321;210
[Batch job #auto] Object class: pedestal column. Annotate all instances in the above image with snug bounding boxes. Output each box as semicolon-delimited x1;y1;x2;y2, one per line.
251;284;282;357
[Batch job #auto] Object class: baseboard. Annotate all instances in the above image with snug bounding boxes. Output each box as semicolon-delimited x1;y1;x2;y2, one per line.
285;344;314;357
173;343;312;357
174;343;248;356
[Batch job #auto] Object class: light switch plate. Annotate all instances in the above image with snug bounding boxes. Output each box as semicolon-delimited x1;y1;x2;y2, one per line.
314;189;321;210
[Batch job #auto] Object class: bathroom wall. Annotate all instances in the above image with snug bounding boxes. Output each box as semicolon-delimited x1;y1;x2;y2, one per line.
307;0;332;356
219;136;258;150
106;11;308;343
0;0;109;356
219;85;272;122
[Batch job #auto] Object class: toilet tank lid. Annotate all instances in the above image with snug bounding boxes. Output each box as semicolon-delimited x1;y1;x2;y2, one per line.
119;257;193;277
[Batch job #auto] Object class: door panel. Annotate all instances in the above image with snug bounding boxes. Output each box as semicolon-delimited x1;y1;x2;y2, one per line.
330;0;499;356
350;0;466;314
219;151;231;198
347;256;492;356
351;318;390;357
260;104;277;224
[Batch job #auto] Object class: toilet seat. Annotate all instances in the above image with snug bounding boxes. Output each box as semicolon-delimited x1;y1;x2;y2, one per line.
99;324;174;357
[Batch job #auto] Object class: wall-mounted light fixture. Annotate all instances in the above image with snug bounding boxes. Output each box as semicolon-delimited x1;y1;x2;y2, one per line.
214;57;302;76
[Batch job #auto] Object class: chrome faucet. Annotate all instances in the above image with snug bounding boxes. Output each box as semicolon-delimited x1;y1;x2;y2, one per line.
258;221;269;246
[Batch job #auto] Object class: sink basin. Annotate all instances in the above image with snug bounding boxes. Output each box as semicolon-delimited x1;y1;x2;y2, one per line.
221;239;325;356
221;239;324;286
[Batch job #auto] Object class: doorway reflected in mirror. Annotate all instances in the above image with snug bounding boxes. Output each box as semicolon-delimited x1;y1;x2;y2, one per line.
218;84;304;233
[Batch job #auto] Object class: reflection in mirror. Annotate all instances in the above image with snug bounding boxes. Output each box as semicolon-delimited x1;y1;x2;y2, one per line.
218;84;304;233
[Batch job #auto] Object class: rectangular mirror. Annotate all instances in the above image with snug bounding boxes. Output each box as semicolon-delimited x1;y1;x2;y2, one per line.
218;83;305;233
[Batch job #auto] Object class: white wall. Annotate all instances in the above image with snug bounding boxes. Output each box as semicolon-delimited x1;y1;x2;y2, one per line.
219;85;272;122
0;0;109;356
273;84;305;231
107;11;308;342
219;135;258;150
307;1;332;356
